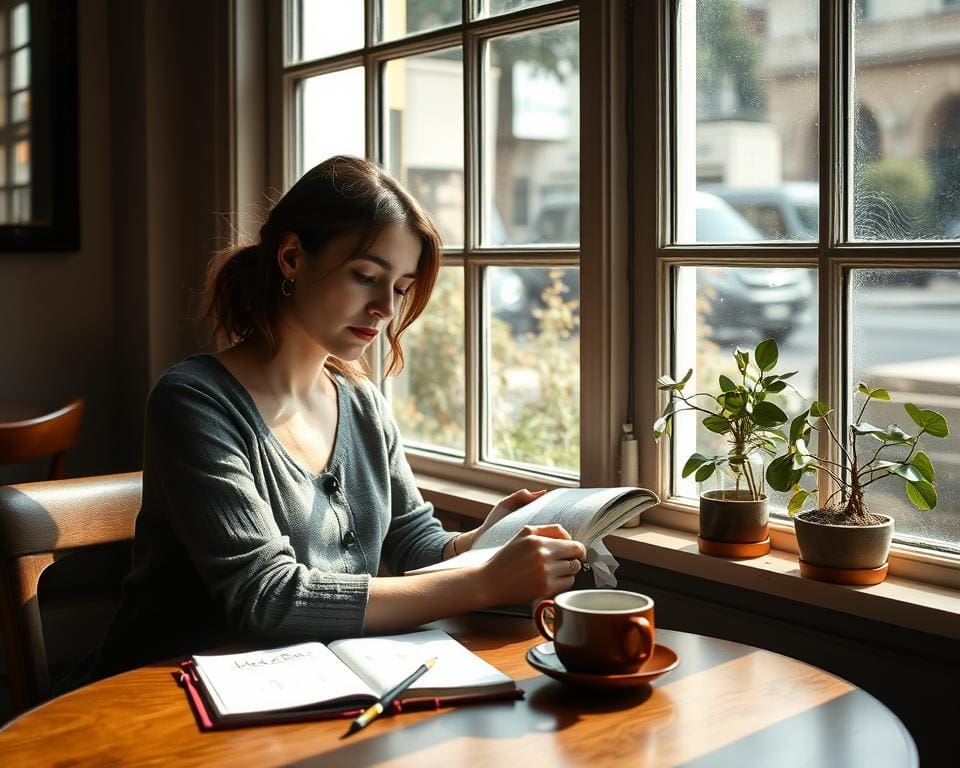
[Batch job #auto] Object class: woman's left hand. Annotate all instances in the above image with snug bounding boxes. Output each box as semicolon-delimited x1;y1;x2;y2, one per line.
482;488;547;533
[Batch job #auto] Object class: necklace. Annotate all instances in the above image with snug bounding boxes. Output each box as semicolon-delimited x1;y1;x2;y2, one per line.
261;368;311;463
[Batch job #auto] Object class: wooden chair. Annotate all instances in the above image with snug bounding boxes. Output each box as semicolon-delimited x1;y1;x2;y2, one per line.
0;399;86;480
0;472;141;715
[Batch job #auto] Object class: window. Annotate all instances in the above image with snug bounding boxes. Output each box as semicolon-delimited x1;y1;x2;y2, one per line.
661;0;960;557
278;1;583;487
0;1;30;224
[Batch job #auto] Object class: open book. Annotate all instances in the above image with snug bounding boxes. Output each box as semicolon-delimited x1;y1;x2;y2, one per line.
179;629;521;729
408;487;660;576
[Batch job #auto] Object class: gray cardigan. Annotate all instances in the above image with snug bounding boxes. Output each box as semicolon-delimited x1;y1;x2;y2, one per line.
90;354;455;676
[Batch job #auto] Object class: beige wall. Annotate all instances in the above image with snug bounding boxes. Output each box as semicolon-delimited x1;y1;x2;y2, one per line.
0;0;242;484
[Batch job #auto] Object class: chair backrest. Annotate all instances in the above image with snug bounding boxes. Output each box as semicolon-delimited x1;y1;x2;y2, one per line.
0;472;141;714
0;399;86;480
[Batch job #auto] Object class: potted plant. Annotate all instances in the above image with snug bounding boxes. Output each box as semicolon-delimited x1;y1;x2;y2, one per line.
766;383;949;585
655;338;793;557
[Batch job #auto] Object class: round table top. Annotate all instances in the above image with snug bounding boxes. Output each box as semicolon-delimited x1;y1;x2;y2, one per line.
0;613;917;767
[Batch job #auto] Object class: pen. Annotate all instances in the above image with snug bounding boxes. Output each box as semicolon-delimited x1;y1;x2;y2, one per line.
345;656;437;736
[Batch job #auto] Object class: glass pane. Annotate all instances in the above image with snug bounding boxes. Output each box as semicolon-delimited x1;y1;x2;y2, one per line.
11;47;29;89
482;0;555;17
853;2;960;240
11;2;28;48
849;269;960;546
13;138;29;184
296;67;365;177
486;266;580;473
672;267;818;507
676;0;819;243
391;266;465;454
483;23;579;246
12;90;28;123
378;0;460;42
288;0;363;64
383;49;464;247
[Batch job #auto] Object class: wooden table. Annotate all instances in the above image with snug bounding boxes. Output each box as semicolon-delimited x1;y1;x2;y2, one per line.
0;613;917;767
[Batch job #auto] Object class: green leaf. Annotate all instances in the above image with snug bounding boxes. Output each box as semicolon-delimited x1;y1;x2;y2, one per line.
765;380;787;393
681;453;711;478
719;391;746;414
766;454;799;492
694;461;718;483
755;338;779;372
777;371;799;380
809;401;832;418
718;375;736;393
880;425;912;443
735;348;749;374
912;451;935;483
892;464;923;482
753;401;788;427
903;403;949;438
702;415;731;434
851;421;886;437
856;382;889;400
906;479;937;510
680;368;693;386
789;411;810;444
656;375;676;390
653;416;668;441
787;489;810;516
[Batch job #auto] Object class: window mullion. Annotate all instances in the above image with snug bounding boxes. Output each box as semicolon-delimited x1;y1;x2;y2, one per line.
463;22;480;469
818;0;847;511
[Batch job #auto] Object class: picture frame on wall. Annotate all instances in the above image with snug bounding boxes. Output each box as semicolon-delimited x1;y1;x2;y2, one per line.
0;0;77;252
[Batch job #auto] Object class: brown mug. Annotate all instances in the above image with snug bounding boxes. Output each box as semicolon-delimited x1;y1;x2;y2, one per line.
533;589;655;675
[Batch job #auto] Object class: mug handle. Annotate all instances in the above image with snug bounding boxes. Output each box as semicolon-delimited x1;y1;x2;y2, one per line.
623;616;654;665
533;599;557;640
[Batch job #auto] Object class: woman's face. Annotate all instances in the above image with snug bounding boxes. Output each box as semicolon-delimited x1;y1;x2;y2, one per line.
284;221;422;361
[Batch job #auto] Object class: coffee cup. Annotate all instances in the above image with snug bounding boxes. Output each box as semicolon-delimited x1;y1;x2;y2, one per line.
533;589;655;675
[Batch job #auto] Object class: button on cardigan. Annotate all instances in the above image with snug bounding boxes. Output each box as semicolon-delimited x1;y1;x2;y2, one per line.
87;354;456;678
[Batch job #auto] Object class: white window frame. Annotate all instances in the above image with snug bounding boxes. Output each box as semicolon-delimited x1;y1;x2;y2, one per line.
265;0;632;495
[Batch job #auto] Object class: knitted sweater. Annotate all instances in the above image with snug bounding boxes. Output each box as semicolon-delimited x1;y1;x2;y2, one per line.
91;354;455;676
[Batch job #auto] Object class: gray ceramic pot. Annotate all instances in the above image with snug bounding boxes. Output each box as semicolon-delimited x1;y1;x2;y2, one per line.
794;511;894;570
699;490;768;543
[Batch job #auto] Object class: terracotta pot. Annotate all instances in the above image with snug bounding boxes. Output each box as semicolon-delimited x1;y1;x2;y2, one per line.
794;511;893;585
697;490;769;557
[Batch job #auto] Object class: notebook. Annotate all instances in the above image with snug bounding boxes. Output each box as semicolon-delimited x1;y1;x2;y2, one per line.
178;629;522;729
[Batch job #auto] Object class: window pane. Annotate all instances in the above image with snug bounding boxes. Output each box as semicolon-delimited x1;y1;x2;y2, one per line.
853;2;960;240
288;0;363;63
676;0;819;243
383;49;464;247
482;0;555;17
483;23;579;246
11;2;27;48
296;68;365;177
673;267;818;507
391;266;465;454
378;0;460;42
849;269;960;547
486;266;580;473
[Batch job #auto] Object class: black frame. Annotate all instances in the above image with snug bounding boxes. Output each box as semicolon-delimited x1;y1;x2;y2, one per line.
0;0;78;251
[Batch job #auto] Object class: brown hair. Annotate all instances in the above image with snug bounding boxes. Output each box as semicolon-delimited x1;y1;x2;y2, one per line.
203;155;442;380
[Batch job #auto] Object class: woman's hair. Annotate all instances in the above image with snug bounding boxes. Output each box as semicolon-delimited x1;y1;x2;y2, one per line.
202;155;442;380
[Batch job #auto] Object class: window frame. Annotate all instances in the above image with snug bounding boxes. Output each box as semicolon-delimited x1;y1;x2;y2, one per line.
267;0;629;494
639;0;960;584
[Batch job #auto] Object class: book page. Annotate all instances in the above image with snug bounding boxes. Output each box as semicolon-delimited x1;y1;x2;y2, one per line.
329;629;512;697
474;487;642;547
192;642;375;717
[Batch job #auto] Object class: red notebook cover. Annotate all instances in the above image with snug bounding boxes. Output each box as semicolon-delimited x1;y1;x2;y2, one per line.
176;661;524;731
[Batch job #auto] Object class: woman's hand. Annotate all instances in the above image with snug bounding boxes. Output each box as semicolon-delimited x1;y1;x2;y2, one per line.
483;488;547;531
477;524;586;605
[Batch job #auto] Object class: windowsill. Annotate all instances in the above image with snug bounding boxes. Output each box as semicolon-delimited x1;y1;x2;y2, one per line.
416;474;960;642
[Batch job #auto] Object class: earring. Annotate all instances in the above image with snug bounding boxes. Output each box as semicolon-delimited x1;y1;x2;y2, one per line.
281;278;295;297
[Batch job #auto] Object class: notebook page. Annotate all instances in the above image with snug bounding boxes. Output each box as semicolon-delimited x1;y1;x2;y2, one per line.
474;487;633;547
192;642;375;716
329;629;511;696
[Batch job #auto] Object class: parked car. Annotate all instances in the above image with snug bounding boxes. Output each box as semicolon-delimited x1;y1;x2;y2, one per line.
489;191;813;343
700;182;819;241
695;190;813;343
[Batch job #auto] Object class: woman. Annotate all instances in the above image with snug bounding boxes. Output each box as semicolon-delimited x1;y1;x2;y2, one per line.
85;156;584;680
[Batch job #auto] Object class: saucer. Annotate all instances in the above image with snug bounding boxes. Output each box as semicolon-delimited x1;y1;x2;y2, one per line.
525;641;680;689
